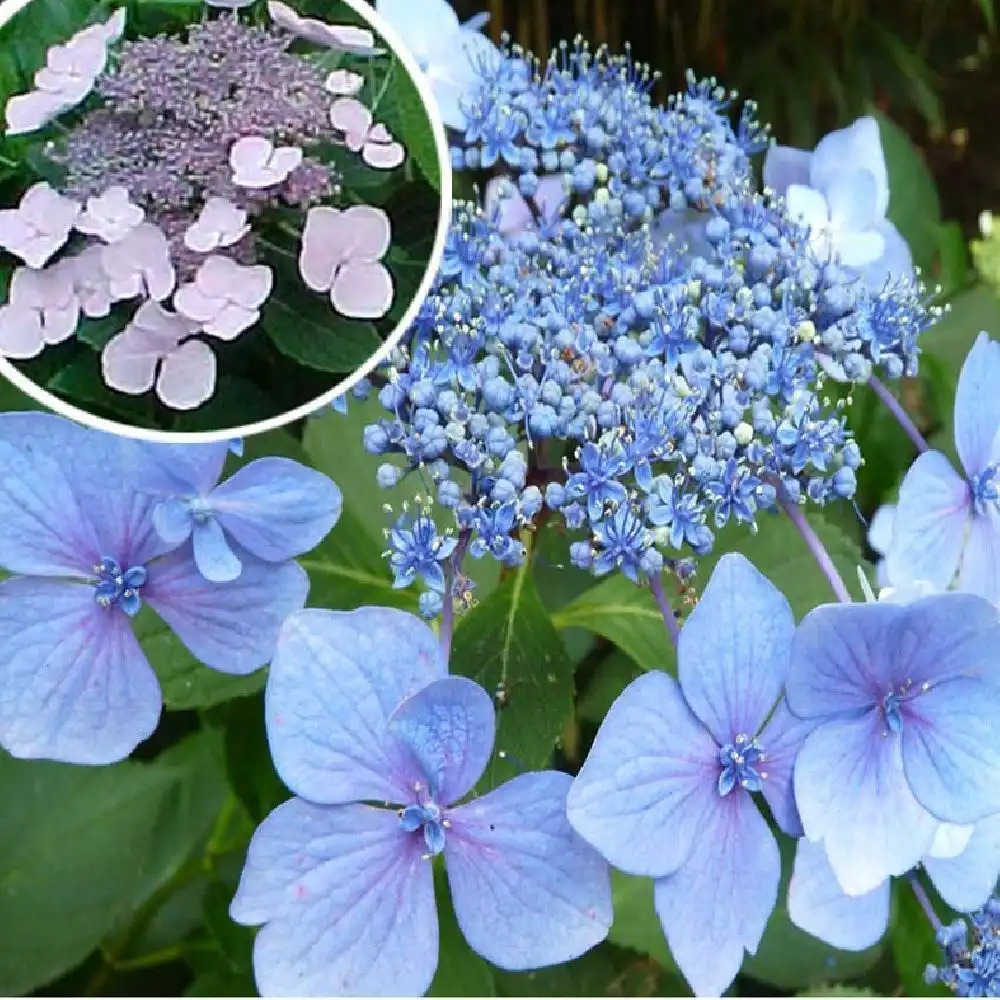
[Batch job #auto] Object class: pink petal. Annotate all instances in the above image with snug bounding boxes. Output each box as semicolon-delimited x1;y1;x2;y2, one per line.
368;123;392;143
299;207;348;292
102;329;162;394
232;263;273;309
0;303;44;359
4;90;66;135
342;204;391;261
202;302;258;340
230;136;272;172
270;145;303;178
174;283;224;323
331;261;393;319
157;339;216;410
330;97;372;152
363;140;405;170
321;24;380;54
325;69;364;96
42;303;80;345
267;1;302;32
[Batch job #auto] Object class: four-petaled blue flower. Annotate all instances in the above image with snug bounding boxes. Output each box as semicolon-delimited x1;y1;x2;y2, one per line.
786;591;1000;897
887;333;1000;602
125;440;342;583
0;413;314;765
566;554;812;996
230;607;613;997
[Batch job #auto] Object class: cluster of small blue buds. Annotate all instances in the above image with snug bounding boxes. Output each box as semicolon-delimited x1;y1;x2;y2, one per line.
926;898;1000;996
361;41;939;616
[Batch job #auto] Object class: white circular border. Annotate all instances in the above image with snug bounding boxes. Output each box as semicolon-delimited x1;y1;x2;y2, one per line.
0;0;453;443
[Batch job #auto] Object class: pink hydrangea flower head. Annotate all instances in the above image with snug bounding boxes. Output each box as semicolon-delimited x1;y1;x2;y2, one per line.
100;222;176;301
174;256;273;340
330;98;405;170
267;1;384;55
299;205;394;320
183;198;250;254
0;263;80;359
76;186;145;244
102;301;216;410
0;182;81;269
325;69;365;96
230;136;304;190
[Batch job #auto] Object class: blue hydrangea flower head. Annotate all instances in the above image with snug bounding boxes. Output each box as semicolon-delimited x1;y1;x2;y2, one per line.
886;333;1000;601
124;440;342;583
787;590;1000;897
230;606;613;996
764;116;913;290
926;898;1000;996
787;815;1000;953
0;413;310;764
566;553;812;995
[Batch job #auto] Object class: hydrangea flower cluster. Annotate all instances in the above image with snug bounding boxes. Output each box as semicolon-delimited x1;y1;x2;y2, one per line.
0;411;339;764
0;3;411;410
355;39;937;616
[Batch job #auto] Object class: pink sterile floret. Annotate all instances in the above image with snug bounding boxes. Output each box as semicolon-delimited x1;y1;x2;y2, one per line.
299;205;394;320
100;222;176;301
75;186;145;244
325;69;365;96
267;1;383;55
184;197;250;254
330;98;405;170
0;263;80;359
230;136;304;190
102;300;216;410
0;182;81;269
173;256;273;339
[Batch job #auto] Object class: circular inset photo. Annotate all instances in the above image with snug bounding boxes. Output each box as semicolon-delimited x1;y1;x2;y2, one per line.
0;0;450;438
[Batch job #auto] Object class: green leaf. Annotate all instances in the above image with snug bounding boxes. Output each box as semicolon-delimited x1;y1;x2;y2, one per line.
605;871;676;970
890;879;949;997
798;988;879;998
873;110;942;276
0;751;181;994
374;58;441;192
133;607;267;710
427;866;497;996
451;561;574;787
576;650;642;724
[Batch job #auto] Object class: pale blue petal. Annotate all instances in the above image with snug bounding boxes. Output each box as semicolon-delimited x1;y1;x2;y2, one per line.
210;458;342;563
762;144;811;194
123;439;229;497
867;503;896;558
859;219;914;288
264;607;445;806
192;518;242;582
566;671;717;877
446;771;612;969
825;169;880;233
924;813;1000;912
386;676;495;806
143;547;307;675
787;839;890;950
958;507;1000;603
375;0;458;65
954;332;1000;476
785;183;830;234
810;116;889;219
534;173;569;225
787;601;906;718
793;712;938;895
230;798;438;997
0;578;160;764
461;11;489;32
0;440;101;576
153;498;194;546
654;792;780;997
0;412;163;565
759;701;814;837
886;450;969;590
678;552;795;743
429;30;499;130
902;677;1000;824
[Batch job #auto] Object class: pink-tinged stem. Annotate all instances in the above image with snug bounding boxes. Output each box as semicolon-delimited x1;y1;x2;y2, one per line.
439;532;471;663
649;573;680;648
777;489;853;604
868;375;929;454
908;873;942;932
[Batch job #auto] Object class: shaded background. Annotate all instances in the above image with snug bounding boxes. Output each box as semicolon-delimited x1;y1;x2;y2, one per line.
453;0;997;239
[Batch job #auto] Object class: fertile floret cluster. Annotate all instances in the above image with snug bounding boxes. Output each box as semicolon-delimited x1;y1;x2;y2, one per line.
927;899;1000;997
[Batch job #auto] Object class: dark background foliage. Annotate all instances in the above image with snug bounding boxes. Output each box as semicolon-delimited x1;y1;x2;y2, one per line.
1;0;998;998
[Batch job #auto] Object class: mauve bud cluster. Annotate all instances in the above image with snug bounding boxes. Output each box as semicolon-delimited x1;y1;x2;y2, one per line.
51;15;338;274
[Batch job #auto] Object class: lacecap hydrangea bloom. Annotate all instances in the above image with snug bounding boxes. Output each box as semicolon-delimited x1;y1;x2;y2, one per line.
230;607;612;997
566;554;811;996
356;39;937;616
0;412;340;764
0;4;408;409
